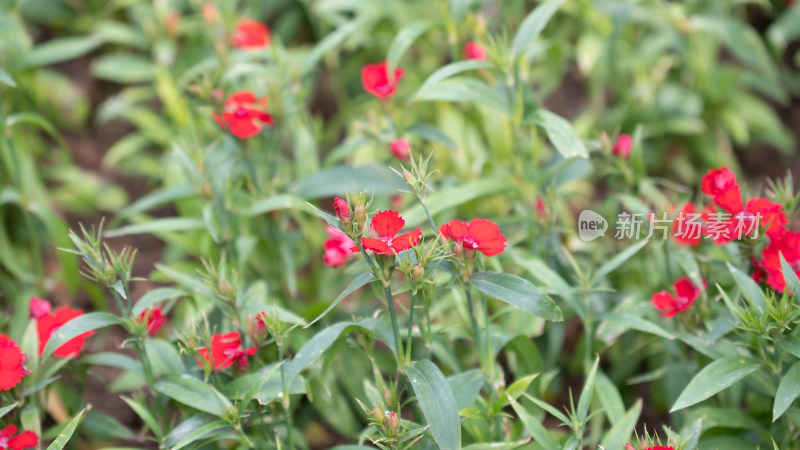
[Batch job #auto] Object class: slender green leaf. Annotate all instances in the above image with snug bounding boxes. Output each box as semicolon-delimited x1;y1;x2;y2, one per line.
600;399;642;448
290;165;406;199
132;287;184;316
510;0;566;57
245;194;308;217
671;356;762;412
470;272;562;321
404;359;461;450
577;356;600;423
415;77;510;113
506;394;559;450
727;262;766;314
591;240;649;285
306;272;377;327
415;60;492;96
780;253;800;299
121;396;163;439
171;421;229;450
20;36;103;68
0;69;15;87
46;407;89;450
104;218;205;237
155;374;233;417
0;402;18;420
387;22;431;74
118;183;195;218
774;360;800;421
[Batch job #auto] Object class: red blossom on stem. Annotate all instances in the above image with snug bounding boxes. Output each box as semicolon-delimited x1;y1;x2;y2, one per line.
651;276;705;317
0;426;38;450
361;211;421;255
464;41;487;60
232;19;270;49
333;197;350;219
214;91;274;139
361;62;404;99
612;133;632;157
324;225;359;267
197;331;257;371
440;219;506;257
28;297;51;319
758;229;800;293
139;307;167;336
389;138;411;160
0;334;29;391
36;302;94;358
701;167;743;214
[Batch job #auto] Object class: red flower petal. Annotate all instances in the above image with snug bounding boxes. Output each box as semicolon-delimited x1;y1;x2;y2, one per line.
232;19;270;49
361;237;393;254
391;228;422;252
468;218;506;257
650;291;679;317
440;220;469;241
361;62;404;99
36;307;94;358
0;335;27;391
371;210;405;238
8;430;38;450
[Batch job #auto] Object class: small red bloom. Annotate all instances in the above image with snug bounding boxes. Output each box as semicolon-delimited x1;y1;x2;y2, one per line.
0;335;29;391
215;91;274;139
672;202;702;246
536;199;547;217
651;277;705;317
333;197;350;219
701;167;743;214
759;229;800;293
139;307;167;336
612;134;632;157
197;331;257;371
0;426;38;450
324;225;359;267
36;306;94;358
643;447;674;450
232;19;270;49
361;211;422;255
745;197;787;237
440;218;506;257
389;138;411;160
464;41;487;61
361;62;404;99
28;297;51;319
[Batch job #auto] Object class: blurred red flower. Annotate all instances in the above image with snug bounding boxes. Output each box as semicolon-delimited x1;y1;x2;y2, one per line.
701;167;743;214
362;62;404;99
333;197;350;219
324;225;359;267
759;229;800;293
0;426;37;450
612;133;632;157
464;41;487;60
362;211;422;254
215;91;274;138
197;331;257;371
651;277;705;317
28;297;51;319
36;304;94;358
232;19;270;49
139;307;167;336
672;202;702;246
440;218;507;257
0;334;29;391
390;138;411;160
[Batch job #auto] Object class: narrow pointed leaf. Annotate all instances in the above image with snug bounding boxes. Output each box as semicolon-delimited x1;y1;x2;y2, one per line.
671;356;762;412
306;272;377;327
404;359;461;450
773;360;800;421
470;272;562;321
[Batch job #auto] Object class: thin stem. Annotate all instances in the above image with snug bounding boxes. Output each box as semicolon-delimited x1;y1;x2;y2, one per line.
405;293;417;364
278;344;295;450
383;286;404;364
463;285;486;371
419;197;438;234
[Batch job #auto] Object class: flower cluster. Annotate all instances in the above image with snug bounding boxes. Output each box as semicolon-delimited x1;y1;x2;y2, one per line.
651;277;706;318
197;331;257;372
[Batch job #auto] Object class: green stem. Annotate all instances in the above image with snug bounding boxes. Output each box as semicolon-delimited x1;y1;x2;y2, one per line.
405;293;417;364
463;286;487;371
383;285;404;364
419;197;438;234
278;344;295;450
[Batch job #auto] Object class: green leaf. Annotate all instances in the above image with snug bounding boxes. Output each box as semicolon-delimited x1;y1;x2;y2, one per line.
46;407;89;450
671;356;762;412
154;374;233;417
132;287;184;316
470;272;562;321
0;69;15;87
171;420;230;450
577;356;600;423
780;253;800;299
290;165;406;199
145;338;184;375
20;36;103;68
773;360;800;421
506;394;559;450
121;396;163;439
118;183;195;218
447;369;487;410
244;194;309;217
599;311;676;340
600;399;642;449
104;218;205;237
306;272;377;327
777;335;800;359
91;53;154;83
0;402;18;420
675;246;704;292
691;16;777;82
387;22;431;74
404;359;461;450
415;77;510;113
81;352;143;376
726;262;766;314
590;239;649;285
510;0;565;57
415;60;492;97
301;19;363;73
528;109;588;158
42;312;122;358
595;372;625;423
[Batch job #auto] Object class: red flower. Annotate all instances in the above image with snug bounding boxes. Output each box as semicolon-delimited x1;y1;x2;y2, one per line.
333;197;350;219
0;426;37;450
361;211;422;255
612;133;632;157
440;218;507;257
324;225;359;267
745;197;787;237
643;447;674;450
197;331;257;371
362;62;404;99
36;306;94;358
672;202;702;246
215;91;274;139
536;199;547;217
232;19;270;49
28;297;51;319
759;229;800;293
0;335;29;391
389;138;411;160
651;277;705;317
464;41;487;60
701;167;743;214
139;307;166;336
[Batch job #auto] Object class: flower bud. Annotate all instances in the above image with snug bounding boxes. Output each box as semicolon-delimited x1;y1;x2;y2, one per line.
464;41;487;61
29;297;51;319
612;133;632;158
372;406;384;425
401;167;415;186
247;313;267;344
202;3;220;25
453;242;464;260
536;199;547;218
389;138;411;160
412;265;425;283
333;197;350;219
354;204;367;229
387;411;399;437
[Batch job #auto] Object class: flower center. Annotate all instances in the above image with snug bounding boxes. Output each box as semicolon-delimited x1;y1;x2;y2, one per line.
234;107;250;118
462;236;480;250
0;436;9;448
